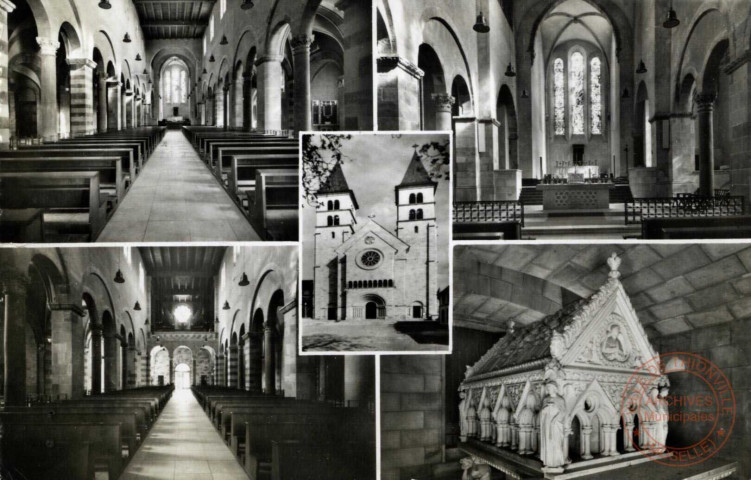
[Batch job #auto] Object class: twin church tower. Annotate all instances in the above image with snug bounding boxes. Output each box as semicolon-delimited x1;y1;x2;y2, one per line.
313;152;438;322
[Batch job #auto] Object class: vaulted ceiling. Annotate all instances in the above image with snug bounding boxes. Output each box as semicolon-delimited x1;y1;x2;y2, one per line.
139;247;226;330
133;0;215;39
454;244;751;338
539;0;614;62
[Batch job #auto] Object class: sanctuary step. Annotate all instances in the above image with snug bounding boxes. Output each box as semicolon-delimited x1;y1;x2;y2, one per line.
522;207;641;239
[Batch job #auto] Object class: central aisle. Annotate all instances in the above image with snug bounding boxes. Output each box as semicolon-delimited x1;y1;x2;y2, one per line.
98;130;261;242
119;389;249;480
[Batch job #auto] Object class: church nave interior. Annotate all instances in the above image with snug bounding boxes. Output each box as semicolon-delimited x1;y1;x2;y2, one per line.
377;0;751;240
0;245;375;480
1;0;372;242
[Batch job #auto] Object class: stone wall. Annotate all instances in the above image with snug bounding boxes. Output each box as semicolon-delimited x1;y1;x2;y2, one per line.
381;356;444;480
652;318;751;477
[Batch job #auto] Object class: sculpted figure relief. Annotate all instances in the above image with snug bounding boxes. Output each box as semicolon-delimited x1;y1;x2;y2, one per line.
466;395;478;438
539;381;567;470
459;391;469;441
479;396;493;442
460;458;492;480
600;324;629;362
494;395;511;447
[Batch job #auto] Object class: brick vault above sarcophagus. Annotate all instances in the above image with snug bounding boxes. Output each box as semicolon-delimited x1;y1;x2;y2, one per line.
458;254;672;479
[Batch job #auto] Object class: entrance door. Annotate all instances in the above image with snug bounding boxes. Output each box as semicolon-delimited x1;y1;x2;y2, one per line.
365;302;378;319
174;363;191;389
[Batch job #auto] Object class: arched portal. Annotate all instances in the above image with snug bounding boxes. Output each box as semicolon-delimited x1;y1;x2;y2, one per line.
150;346;169;386
174;363;191;389
417;44;446;131
160;56;190;121
362;294;386;320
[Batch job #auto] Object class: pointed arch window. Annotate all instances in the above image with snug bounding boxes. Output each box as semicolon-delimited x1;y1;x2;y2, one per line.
590;57;602;135
416;193;423;203
553;58;565;135
569;52;585;135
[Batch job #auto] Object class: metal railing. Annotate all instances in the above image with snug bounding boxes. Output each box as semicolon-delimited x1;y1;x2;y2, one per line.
625;195;745;224
453;201;525;227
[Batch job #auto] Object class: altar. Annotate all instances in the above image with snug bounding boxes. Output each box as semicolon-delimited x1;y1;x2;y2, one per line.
536;183;613;210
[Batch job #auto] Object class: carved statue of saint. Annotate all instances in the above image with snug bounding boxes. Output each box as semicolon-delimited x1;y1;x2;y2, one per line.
600;324;629;362
517;394;537;455
657;386;670;450
494;395;511;447
479;396;493;442
539;381;567;469
460;458;492;480
458;391;469;441
466;395;478;438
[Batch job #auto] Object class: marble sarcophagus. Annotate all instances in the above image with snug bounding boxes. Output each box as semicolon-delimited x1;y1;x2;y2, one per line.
458;254;671;478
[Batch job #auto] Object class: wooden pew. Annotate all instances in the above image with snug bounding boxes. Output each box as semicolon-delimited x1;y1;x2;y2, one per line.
0;171;106;241
641;216;751;239
453;221;522;240
208;139;296;166
272;439;375;480
3;147;137;182
0;209;44;242
228;154;298;198
51;139;148;164
1;425;90;480
247;168;299;241
22;143;144;171
0;156;125;203
0;418;123;479
212;142;297;174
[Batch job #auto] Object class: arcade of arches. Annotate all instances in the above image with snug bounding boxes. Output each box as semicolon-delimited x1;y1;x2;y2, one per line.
378;0;751;237
0;245;375;479
2;0;371;144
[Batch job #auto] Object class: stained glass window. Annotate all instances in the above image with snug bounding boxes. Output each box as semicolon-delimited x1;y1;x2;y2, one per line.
163;69;171;104
569;52;585;135
180;70;187;103
590;57;602;135
554;58;565;135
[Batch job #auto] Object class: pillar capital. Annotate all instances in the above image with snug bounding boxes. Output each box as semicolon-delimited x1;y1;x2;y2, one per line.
431;93;455;111
694;92;716;110
254;54;284;67
290;35;314;53
377;55;424;79
36;36;59;56
0;0;16;14
67;58;97;71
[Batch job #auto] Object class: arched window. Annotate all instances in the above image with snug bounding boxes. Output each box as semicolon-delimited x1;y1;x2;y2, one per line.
358;281;363;288
348;281;352;288
334;215;340;225
327;216;333;226
377;280;382;287
409;209;415;220
409;193;416;204
388;280;394;287
327;200;333;210
162;58;189;106
553;58;565;135
331;232;335;238
590;57;602;135
416;209;423;220
334;200;340;209
414;226;419;233
417;193;423;203
569;52;585;135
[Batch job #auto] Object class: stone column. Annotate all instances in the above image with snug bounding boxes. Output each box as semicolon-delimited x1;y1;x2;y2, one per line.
36;37;60;141
97;71;108;133
222;84;230;129
216;354;225;385
90;325;102;394
454;117;480;201
477;118;501;200
263;323;275;394
696;93;716;197
377;56;423;130
0;0;16;148
3;279;28;406
581;425;593;459
103;334;119;392
242;333;250;391
143;353;150;386
49;300;84;399
67;58;97;136
432;93;454;131
336;0;372;129
255;55;283;134
624;422;635;451
228;345;238;388
126;345;137;388
242;72;253;131
36;342;46;397
291;35;313;133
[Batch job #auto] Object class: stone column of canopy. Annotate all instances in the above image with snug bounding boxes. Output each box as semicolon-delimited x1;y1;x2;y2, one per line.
291;35;313;133
36;36;60;141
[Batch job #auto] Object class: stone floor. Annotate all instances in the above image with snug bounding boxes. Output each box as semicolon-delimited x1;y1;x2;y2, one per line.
98;130;261;242
119;389;249;480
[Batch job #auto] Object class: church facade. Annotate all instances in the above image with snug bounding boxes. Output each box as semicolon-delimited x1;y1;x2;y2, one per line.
313;153;438;322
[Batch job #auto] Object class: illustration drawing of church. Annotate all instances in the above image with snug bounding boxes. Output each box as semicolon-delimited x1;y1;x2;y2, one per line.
313;152;439;321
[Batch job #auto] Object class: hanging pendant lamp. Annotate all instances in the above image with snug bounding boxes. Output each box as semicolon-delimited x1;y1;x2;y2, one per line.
521;89;529;99
209;55;215;62
223;301;230;310
98;0;111;9
505;62;516;77
622;88;630;99
114;270;125;283
134;301;142;311
135;53;142;61
202;68;208;75
220;35;228;45
123;33;132;43
241;0;254;10
238;273;250;286
473;12;490;33
663;1;680;29
636;60;647;74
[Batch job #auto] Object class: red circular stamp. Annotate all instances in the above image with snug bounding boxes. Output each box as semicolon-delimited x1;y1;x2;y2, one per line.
620;352;735;467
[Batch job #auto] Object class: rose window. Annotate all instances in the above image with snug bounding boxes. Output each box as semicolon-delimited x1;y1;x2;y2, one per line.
361;251;381;267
